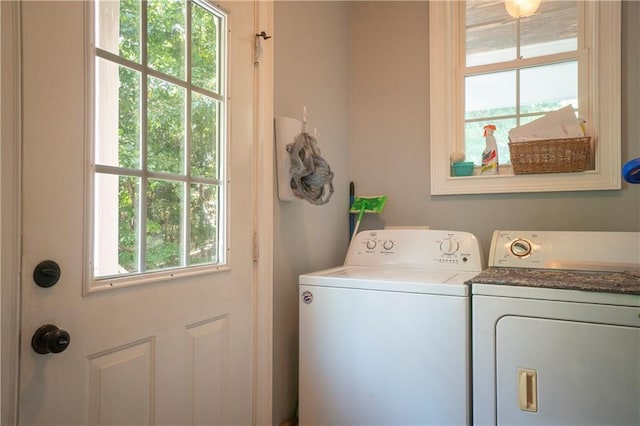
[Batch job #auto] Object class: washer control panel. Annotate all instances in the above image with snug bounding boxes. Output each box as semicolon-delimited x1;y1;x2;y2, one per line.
490;230;640;271
346;229;483;272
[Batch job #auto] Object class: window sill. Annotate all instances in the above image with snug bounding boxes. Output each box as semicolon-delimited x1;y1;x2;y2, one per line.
434;164;620;195
85;263;231;294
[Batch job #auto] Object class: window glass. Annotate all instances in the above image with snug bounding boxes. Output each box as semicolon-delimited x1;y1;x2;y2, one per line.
93;0;226;280
95;58;142;169
191;92;219;179
94;173;141;276
465;70;516;165
520;61;577;114
190;183;219;265
466;1;517;67
520;2;577;58
466;1;578;66
96;0;141;62
147;0;186;79
192;2;220;92
146;179;183;271
465;70;517;119
147;77;186;174
464;1;581;166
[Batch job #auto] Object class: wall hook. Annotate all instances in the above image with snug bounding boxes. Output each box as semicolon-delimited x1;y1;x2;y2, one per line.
256;31;272;40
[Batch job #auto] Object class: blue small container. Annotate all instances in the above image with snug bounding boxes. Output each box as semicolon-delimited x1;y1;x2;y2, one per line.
452;161;475;176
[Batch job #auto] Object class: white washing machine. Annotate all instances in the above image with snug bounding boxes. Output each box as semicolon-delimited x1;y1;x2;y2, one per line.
472;230;640;426
298;229;483;426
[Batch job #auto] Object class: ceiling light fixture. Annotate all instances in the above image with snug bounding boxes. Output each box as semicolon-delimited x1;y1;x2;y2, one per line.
504;0;541;18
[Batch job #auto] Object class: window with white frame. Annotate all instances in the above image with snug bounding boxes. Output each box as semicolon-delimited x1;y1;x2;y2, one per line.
92;0;227;285
429;0;621;195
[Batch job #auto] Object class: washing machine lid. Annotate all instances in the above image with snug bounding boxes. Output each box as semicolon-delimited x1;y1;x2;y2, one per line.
300;265;476;296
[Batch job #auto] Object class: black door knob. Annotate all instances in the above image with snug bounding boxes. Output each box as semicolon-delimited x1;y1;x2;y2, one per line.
31;324;71;354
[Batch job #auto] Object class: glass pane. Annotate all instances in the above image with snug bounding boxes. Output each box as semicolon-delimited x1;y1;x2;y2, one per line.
95;59;141;169
147;0;186;80
191;92;218;178
147;76;186;174
96;0;141;62
521;1;578;59
465;118;516;167
94;173;140;277
520;61;577;114
465;70;516;119
146;179;183;270
192;2;220;92
190;183;219;265
466;0;517;67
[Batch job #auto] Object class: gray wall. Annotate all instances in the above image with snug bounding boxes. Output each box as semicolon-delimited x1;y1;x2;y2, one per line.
273;2;351;423
350;1;640;256
273;1;640;424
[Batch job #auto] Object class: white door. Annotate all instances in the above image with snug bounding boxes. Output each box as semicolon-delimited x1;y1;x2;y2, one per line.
19;1;259;424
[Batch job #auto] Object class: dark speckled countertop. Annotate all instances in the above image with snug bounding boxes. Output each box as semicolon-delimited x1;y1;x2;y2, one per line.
470;267;640;295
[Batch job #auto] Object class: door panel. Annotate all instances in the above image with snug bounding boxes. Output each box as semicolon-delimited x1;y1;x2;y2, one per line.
19;1;256;424
88;339;154;425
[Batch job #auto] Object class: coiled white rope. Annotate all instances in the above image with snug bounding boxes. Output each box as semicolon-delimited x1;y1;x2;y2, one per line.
287;132;334;205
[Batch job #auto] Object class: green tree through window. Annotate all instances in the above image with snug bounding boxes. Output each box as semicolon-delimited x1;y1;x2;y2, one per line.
94;0;226;278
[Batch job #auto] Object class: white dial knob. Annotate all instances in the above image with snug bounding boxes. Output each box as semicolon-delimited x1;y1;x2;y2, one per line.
366;240;377;250
440;238;459;255
383;240;394;250
510;239;532;257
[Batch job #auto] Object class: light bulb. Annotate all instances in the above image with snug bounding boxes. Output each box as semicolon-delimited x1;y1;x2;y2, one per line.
504;0;541;18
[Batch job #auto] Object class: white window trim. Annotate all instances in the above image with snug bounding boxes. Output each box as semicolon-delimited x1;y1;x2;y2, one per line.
429;1;621;195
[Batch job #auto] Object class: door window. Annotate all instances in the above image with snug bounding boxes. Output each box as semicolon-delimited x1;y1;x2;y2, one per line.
92;0;227;286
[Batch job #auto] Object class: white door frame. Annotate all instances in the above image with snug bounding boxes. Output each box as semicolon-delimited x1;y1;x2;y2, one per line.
0;1;274;424
254;1;274;424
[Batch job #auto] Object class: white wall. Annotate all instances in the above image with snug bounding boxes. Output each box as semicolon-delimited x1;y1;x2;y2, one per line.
350;1;640;255
273;2;351;424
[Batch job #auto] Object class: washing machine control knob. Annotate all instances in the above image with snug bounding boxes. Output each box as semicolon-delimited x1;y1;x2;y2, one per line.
366;240;377;250
440;237;459;255
383;240;394;251
510;239;532;257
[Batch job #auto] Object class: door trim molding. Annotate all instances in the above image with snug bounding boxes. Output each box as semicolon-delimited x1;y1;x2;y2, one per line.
1;2;22;424
254;1;274;424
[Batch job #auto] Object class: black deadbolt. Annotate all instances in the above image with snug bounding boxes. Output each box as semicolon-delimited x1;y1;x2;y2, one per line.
31;324;71;354
33;260;61;288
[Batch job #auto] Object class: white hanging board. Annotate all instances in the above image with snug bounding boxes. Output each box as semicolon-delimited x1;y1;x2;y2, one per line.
274;116;302;201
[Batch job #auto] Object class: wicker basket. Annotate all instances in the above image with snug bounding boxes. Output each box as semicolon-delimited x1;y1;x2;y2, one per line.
508;136;591;175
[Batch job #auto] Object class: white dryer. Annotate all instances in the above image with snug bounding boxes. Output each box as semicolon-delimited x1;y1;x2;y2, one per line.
472;231;640;426
298;229;483;426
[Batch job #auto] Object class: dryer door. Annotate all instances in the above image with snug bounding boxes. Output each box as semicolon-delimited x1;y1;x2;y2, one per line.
496;316;640;425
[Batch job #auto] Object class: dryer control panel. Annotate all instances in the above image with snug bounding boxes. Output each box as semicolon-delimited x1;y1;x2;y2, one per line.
490;230;640;271
346;229;483;272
